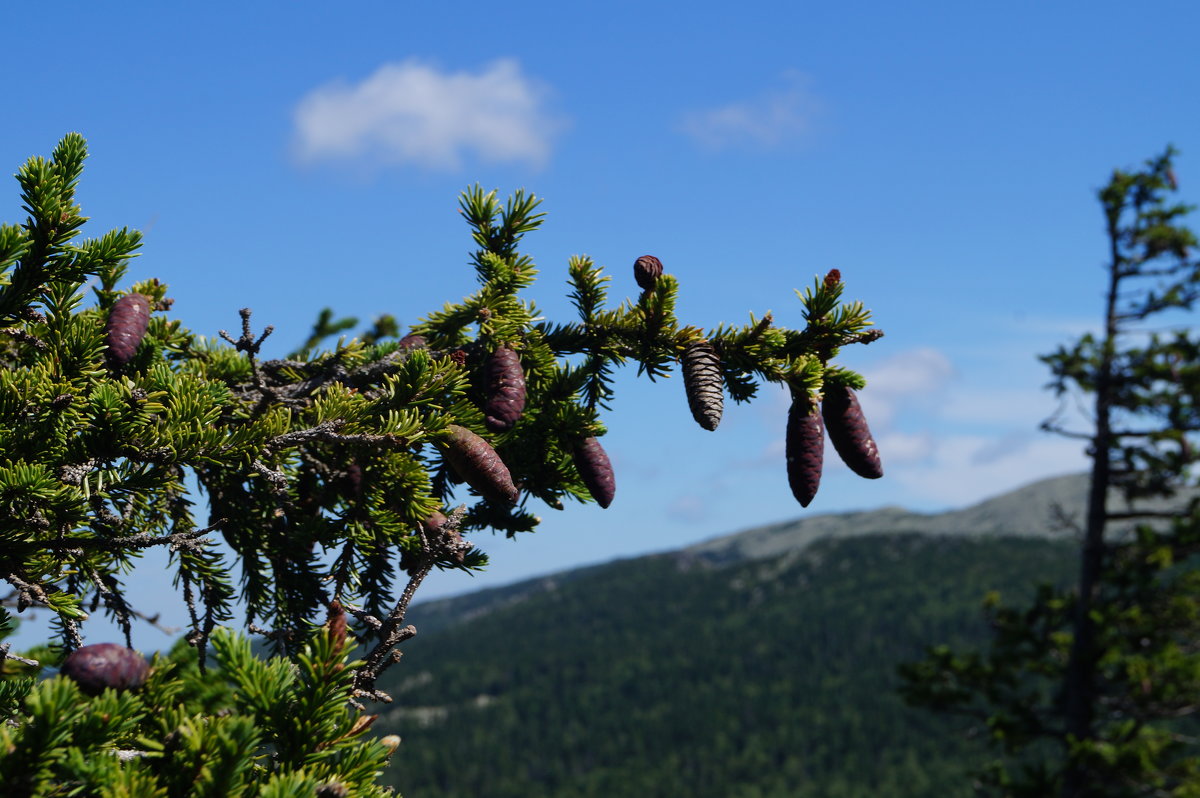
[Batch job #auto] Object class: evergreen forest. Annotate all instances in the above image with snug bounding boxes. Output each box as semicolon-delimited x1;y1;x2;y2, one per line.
375;491;1082;797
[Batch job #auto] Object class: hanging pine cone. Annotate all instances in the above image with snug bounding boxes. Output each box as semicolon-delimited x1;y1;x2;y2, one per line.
682;340;724;431
104;293;151;367
573;436;615;508
483;346;527;432
441;424;519;504
634;255;663;291
786;395;824;507
60;643;150;695
822;383;883;479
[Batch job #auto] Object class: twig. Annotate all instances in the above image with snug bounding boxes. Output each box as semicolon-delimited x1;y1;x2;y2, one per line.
841;328;885;346
220;307;277;414
0;326;48;351
0;642;39;668
350;507;468;703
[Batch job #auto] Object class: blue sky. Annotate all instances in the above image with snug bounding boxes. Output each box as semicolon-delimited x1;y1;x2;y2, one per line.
5;3;1200;648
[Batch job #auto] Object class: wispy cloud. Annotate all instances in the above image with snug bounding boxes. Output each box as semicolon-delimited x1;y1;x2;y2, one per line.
292;58;565;172
679;71;821;152
853;347;1087;505
888;434;1086;506
856;347;956;428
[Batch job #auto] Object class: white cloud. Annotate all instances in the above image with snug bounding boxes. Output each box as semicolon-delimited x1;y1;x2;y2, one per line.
874;430;936;464
292;58;565;172
856;347;956;428
863;347;956;397
940;386;1060;428
679;71;821;151
887;433;1087;506
667;493;711;523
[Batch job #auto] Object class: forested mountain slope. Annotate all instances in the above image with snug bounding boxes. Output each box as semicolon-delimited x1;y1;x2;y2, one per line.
376;475;1092;797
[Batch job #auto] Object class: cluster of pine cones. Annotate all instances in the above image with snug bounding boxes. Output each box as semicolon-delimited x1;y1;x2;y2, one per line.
786;384;882;507
641;255;883;509
103;256;880;519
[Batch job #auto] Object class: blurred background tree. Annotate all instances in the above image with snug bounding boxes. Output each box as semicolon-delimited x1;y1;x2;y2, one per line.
901;148;1200;798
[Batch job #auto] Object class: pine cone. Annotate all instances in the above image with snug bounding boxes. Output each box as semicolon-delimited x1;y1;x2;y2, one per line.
104;293;151;367
397;332;427;350
483;346;526;432
573;436;615;508
786;396;824;507
60;643;150;695
822;384;883;479
682;341;724;431
441;424;519;504
634;255;663;291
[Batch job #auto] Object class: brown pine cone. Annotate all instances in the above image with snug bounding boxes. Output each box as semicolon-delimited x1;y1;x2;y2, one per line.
441;424;519;504
105;293;151;367
822;383;883;479
786;396;824;507
634;255;663;290
573;436;615;508
483;346;527;431
682;341;724;431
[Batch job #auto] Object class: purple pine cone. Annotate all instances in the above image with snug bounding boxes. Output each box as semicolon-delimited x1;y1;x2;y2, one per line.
483;346;527;432
60;643;150;695
573;436;615;508
822;384;883;479
786;396;824;507
105;293;151;367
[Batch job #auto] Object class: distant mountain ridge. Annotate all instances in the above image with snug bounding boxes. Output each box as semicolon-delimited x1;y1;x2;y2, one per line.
409;471;1100;634
682;471;1092;566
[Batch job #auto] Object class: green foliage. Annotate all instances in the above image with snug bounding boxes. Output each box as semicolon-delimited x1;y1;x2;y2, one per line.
902;148;1200;797
0;135;883;792
0;620;393;797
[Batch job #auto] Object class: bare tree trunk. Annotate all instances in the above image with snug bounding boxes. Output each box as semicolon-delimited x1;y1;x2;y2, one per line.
1060;218;1121;798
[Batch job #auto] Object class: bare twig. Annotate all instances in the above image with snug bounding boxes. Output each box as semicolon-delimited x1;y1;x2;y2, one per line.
0;326;48;351
0;643;39;668
842;328;885;346
350;506;468;703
